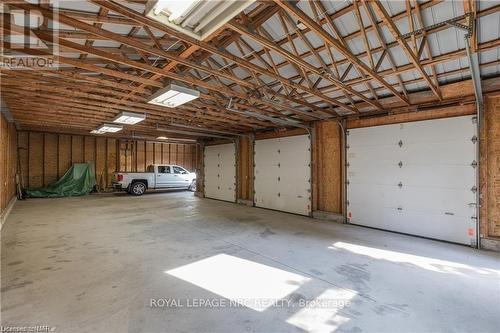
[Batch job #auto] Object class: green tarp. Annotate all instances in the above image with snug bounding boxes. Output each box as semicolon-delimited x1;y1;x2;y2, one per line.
26;163;96;198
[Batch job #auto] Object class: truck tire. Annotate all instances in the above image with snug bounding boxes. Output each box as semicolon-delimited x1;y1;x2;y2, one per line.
130;181;146;196
188;180;196;192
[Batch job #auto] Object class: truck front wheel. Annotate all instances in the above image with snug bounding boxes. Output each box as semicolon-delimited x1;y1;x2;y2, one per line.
130;181;146;196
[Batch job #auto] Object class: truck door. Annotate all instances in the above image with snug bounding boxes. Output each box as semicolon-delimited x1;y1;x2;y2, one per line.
156;166;176;187
172;166;191;187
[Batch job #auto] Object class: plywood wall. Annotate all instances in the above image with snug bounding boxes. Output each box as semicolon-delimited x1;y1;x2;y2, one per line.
313;121;342;214
237;136;253;201
0;113;17;217
481;96;500;239
18;131;197;191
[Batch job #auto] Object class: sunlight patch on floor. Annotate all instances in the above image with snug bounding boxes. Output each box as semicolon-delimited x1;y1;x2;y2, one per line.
166;253;310;311
331;242;499;276
286;288;355;333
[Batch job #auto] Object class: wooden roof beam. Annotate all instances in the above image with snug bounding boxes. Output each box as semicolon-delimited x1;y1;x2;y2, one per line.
227;21;375;113
274;0;410;106
89;0;358;114
371;1;442;100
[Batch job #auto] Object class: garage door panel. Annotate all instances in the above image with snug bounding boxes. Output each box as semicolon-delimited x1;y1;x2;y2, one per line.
402;165;475;189
348;164;403;185
350;204;474;244
348;145;401;166
398;187;475;217
402;116;476;143
396;210;475;244
275;193;310;216
401;142;475;165
204;144;236;202
348;204;401;229
347;115;477;245
254;135;311;216
349;183;401;208
348;125;403;146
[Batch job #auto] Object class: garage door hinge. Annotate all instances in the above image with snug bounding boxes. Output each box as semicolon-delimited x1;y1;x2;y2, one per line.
398;140;403;147
471;160;478;168
346;200;350;206
471;186;477;193
397;206;403;211
346;144;350;149
471;135;478;143
346;162;350;167
398;161;403;168
346;180;350;185
398;181;403;188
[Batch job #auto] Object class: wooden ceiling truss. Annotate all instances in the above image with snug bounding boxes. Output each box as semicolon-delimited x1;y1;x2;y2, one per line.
1;0;499;139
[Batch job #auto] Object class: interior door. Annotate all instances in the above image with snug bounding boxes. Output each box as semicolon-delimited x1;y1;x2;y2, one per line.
254;135;311;216
347;115;477;245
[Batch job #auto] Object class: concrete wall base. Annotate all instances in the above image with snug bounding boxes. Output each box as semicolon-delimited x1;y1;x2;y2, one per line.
194;191;204;198
0;196;17;231
237;199;253;206
312;210;345;223
480;237;500;252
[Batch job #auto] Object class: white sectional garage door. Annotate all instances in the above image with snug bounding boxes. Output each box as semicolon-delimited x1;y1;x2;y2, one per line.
347;116;477;245
254;135;311;216
204;143;236;202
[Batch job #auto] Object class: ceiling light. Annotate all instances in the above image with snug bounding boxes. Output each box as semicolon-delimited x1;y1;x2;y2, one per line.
156;136;169;140
113;111;146;125
148;84;200;108
97;123;123;133
146;0;256;41
297;22;307;31
90;129;106;134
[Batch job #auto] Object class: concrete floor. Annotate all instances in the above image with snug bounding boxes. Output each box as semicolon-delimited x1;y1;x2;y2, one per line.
1;191;500;333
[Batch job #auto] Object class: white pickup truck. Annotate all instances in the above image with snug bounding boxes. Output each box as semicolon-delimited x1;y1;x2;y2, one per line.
112;164;196;195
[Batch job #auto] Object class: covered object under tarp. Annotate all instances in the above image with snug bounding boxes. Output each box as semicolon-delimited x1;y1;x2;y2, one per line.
26;163;96;198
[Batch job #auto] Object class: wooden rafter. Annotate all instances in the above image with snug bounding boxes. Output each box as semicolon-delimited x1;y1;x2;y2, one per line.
0;0;498;137
371;1;442;101
274;0;410;106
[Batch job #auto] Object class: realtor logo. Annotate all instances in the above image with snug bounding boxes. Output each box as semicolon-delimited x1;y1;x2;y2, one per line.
0;1;59;70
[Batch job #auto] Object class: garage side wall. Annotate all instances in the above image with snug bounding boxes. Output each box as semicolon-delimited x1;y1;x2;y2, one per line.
313;121;342;214
0;113;17;224
17;131;197;191
481;96;500;244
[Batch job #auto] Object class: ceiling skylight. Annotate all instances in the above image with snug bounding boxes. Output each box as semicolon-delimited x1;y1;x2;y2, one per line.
145;0;256;41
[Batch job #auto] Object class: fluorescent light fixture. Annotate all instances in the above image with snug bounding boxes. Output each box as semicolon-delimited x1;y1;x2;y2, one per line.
297;22;307;31
156;136;169;140
146;0;256;41
97;123;123;133
90;129;106;134
148;84;200;108
113;111;146;125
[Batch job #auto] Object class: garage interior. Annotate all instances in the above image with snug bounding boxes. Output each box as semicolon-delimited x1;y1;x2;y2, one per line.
1;0;500;332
